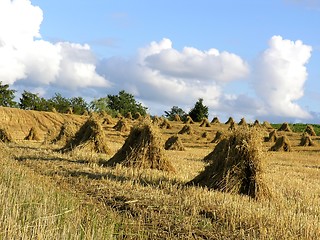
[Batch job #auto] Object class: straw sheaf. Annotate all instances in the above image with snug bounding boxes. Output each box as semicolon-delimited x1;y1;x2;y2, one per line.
107;121;175;172
188;127;270;200
61;118;110;154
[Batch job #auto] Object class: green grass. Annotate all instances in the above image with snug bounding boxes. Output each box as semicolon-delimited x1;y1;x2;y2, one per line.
271;123;320;135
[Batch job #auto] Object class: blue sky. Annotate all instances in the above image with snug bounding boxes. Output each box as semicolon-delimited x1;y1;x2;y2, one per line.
1;0;320;122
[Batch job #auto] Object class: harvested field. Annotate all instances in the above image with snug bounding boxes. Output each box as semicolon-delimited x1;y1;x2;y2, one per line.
1;107;320;239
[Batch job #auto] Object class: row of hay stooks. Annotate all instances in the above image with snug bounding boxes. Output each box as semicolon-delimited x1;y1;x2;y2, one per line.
0;113;318;201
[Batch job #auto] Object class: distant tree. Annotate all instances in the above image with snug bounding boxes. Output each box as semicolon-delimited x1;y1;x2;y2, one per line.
164;106;187;121
0;81;17;107
48;93;71;113
107;90;147;116
19;91;42;110
90;97;109;112
37;97;53;111
90;97;117;116
188;98;209;122
70;97;88;115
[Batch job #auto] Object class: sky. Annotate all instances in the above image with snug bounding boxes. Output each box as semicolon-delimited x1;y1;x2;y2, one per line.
1;0;320;123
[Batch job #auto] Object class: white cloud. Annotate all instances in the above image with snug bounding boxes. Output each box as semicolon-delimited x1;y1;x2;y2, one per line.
253;35;312;119
0;0;109;92
1;1;316;122
144;38;249;82
98;38;249;114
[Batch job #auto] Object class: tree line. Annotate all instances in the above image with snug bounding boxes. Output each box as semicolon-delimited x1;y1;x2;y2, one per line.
0;81;209;121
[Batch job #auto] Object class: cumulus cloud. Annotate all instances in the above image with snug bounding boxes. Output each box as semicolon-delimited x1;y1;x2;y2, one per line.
98;38;249;114
144;38;249;82
0;0;109;94
253;35;312;119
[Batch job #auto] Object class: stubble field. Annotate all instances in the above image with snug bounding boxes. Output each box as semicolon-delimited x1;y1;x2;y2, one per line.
0;107;320;239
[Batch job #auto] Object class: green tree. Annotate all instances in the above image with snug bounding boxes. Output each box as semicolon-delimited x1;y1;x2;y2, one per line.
0;81;17;107
38;97;54;112
19;91;42;110
70;97;88;115
188;98;209;122
48;93;71;113
107;90;147;116
90;97;118;116
90;97;109;112
164;106;187;121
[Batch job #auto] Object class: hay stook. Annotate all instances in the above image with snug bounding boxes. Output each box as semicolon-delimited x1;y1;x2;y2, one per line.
188;127;270;200
211;117;220;124
270;135;292;152
60;118;110;154
278;122;292;132
164;135;185;151
185;116;195;124
264;130;278;142
211;131;224;143
24;127;41;141
305;125;316;136
107;121;175;172
178;124;193;135
52;122;78;145
0;128;14;143
200;118;211;127
299;133;315;146
113;119;129;132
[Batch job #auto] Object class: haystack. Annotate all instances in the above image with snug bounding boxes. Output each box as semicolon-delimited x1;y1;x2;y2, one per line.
188;128;269;200
225;117;235;125
113;119;129;132
43;128;58;144
185;116;195;124
270;135;291;152
89;112;99;119
253;120;260;127
305;125;316;136
173;114;181;122
134;112;142;120
264;130;278;142
299;133;315;146
116;113;123;119
144;114;152;121
164;135;185;151
24;127;41;141
160;119;172;129
238;117;247;126
82;110;89;116
278;122;292;132
211;131;224;143
102;114;114;125
52;122;78;145
61;118;110;154
66;107;73;114
0;128;14;143
200;118;211;127
152;116;161;126
204;138;229;162
107;121;175;172
211;117;220;124
262;121;273;130
125;112;133;120
178;124;193;135
228;121;236;131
